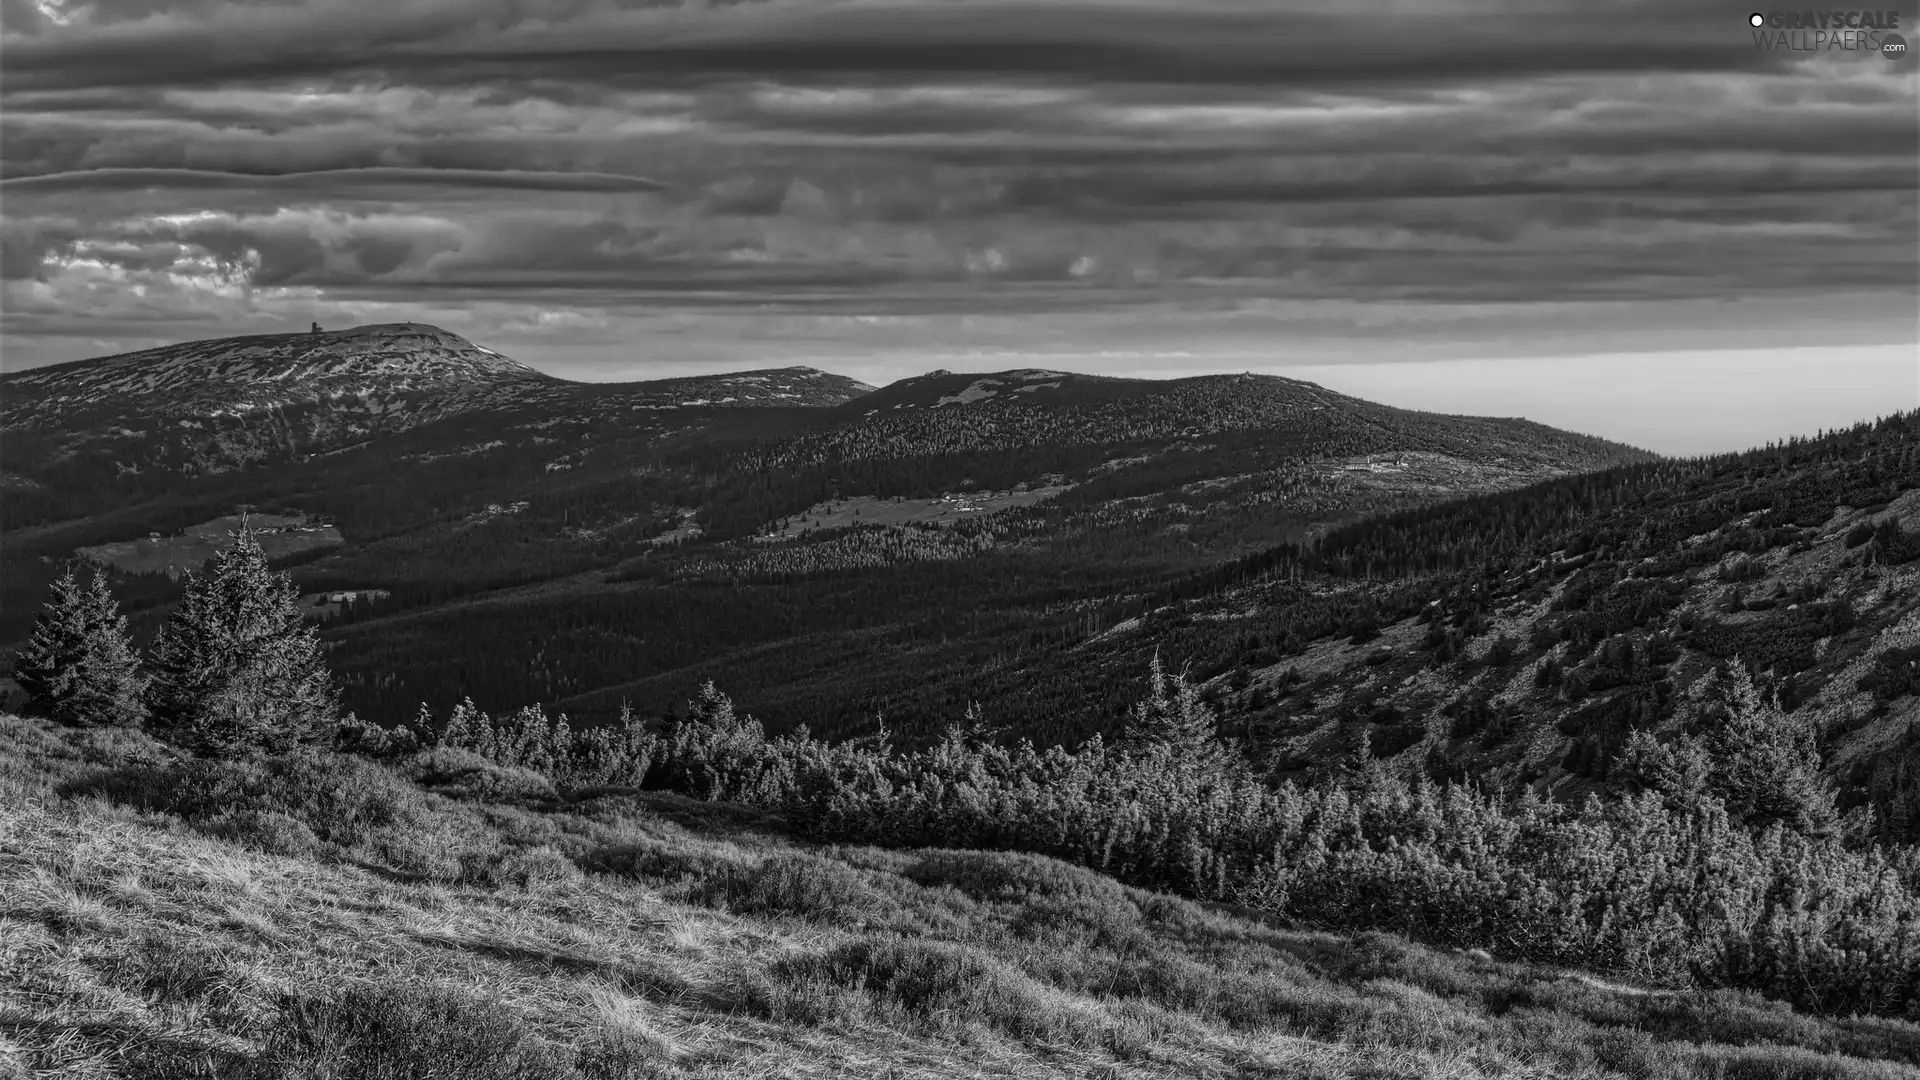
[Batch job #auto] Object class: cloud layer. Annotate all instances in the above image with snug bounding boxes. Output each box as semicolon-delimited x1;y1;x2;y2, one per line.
2;0;1915;376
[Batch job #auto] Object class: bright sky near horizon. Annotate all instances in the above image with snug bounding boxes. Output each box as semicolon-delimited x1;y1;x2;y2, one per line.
1289;345;1920;458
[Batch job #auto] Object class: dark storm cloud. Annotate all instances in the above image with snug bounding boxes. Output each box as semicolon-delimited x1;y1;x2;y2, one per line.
0;0;1787;95
1;167;671;194
1;0;1914;364
1000;157;1920;215
706;90;1920;161
0;114;686;180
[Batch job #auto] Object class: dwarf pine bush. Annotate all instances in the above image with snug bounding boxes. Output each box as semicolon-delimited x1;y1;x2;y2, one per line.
428;697;655;792
390;662;1920;1019
797;740;1920;1017
648;680;808;803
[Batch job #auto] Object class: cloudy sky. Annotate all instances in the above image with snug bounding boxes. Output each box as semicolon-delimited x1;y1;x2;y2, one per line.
2;0;1915;452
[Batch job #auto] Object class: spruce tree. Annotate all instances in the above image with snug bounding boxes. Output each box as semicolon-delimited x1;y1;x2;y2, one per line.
1698;664;1836;836
1121;652;1226;765
145;525;341;756
15;565;148;727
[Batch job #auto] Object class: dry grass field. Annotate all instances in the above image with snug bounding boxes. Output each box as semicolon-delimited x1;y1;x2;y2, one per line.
75;516;343;580
755;488;1071;542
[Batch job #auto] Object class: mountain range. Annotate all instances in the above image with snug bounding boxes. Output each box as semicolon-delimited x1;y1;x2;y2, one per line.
15;323;1920;848
0;323;873;492
1;320;1646;647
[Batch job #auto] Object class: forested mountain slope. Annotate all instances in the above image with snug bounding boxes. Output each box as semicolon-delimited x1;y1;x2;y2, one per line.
784;367;1637;474
0;323;873;526
288;366;1650;732
1;332;1653;727
995;411;1920;842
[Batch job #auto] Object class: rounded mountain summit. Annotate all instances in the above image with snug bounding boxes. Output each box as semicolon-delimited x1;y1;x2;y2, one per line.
0;323;875;477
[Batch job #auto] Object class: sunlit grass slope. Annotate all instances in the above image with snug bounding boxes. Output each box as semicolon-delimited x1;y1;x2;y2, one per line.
2;715;1917;1080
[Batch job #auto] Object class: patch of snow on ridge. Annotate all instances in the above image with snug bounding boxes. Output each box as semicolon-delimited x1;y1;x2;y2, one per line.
935;379;1005;407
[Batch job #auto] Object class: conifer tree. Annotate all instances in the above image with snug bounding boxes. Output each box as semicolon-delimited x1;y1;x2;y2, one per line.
145;525;341;756
652;681;769;800
685;680;744;732
1121;652;1226;765
1699;664;1836;836
15;565;148;727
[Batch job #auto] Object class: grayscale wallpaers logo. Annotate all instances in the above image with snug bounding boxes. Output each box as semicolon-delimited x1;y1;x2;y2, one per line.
1749;10;1909;56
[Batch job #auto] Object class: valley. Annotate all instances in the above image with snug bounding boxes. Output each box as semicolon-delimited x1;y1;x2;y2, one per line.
0;324;1650;737
7;325;1919;845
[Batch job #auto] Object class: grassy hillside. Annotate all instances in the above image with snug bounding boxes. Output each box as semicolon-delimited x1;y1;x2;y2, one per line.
5;714;1919;1080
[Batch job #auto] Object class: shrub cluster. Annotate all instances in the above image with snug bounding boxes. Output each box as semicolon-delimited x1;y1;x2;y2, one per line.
77;748;557;884
425;697;655;793
697;852;892;924
740;936;1109;1047
247;982;665;1080
1860;645;1920;704
495;676;1920;1020
405;681;826;800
